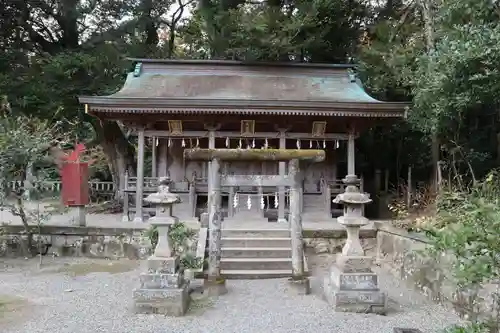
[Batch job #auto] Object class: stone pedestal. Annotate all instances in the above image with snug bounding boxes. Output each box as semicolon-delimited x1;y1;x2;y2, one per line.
288;276;311;295
203;277;228;296
323;255;386;314
134;256;190;316
133;178;190;316
68;205;86;226
324;175;387;314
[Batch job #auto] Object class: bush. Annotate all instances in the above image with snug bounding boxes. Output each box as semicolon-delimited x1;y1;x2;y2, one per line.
144;221;202;270
423;171;500;330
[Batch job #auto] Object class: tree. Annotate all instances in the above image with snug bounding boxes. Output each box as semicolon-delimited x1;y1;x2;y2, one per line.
410;0;500;181
0;97;64;254
0;0;180;198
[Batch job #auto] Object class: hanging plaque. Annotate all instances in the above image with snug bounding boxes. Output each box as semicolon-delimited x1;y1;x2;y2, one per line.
241;120;255;136
168;120;183;135
312;121;327;137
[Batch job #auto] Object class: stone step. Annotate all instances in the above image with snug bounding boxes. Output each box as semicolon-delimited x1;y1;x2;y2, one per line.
221;229;290;238
220;258;292;270
221;237;291;248
221;247;292;258
302;213;331;218
221;269;292;279
224;219;270;224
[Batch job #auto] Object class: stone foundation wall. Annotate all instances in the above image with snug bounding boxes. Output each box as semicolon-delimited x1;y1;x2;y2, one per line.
304;237;376;254
375;221;498;320
0;225;153;259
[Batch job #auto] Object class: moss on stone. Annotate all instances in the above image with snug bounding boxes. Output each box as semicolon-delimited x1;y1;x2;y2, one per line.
183;148;325;162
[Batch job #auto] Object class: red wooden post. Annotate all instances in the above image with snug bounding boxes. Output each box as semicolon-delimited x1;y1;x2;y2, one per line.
59;143;92;226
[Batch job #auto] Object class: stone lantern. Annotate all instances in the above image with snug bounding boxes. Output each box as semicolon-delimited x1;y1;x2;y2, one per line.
133;177;190;316
324;174;387;314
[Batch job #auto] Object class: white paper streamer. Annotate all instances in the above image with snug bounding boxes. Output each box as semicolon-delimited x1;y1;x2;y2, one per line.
181;139;186;147
252;139;255;148
274;195;278;208
264;138;269;149
323;140;326;148
296;139;301;149
225;137;229;148
233;193;239;208
260;195;265;209
247;195;252;210
168;138;172;147
196;138;200;147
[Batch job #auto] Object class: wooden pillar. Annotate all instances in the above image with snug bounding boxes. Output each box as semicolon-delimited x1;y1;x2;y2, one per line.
228;186;235;217
325;182;331;219
152;136;157;177
278;130;287;223
122;171;130;222
207;129;216;200
158;138;168;178
384;169;389;192
133;127;145;223
289;159;304;278
347;131;356;176
207;158;222;280
258;186;264;217
189;173;196;218
374;169;382;194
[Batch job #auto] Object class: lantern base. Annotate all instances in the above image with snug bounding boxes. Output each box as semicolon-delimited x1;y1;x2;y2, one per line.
133;282;190;316
323;254;387;315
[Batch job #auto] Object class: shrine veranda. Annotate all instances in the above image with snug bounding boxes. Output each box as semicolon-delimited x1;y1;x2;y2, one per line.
79;59;407;224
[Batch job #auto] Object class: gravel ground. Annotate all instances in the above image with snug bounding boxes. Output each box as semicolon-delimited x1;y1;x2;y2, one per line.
0;256;462;333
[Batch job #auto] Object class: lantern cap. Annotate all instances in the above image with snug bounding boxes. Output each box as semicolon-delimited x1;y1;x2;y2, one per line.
145;177;181;205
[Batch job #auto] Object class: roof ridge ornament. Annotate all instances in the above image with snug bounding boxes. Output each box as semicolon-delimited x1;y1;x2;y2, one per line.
347;69;357;83
133;62;142;77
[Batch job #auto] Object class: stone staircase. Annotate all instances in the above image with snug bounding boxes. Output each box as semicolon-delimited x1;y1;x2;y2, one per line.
220;228;294;279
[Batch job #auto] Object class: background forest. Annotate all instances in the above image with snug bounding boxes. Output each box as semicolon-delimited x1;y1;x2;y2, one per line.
3;2;500;329
1;0;500;199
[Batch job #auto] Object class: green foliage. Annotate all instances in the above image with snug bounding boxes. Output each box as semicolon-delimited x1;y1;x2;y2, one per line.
443;323;490;333
144;222;202;269
0;110;61;204
424;172;500;287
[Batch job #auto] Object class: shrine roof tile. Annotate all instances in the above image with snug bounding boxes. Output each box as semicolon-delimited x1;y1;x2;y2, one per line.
79;59;408;118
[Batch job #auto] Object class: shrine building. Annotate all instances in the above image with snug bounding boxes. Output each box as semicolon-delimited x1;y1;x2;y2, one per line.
79;59;407;225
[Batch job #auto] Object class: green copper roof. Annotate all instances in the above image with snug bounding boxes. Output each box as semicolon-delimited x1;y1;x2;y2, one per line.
109;61;379;103
79;59;407;118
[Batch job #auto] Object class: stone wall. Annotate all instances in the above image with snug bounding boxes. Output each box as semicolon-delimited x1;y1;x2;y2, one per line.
375;221;498;320
0;225;152;259
303;227;376;254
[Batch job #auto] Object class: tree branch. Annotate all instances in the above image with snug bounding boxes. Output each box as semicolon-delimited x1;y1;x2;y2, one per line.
80;18;140;48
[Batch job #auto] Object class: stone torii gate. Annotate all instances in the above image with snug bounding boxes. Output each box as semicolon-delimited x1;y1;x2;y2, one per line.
184;148;325;292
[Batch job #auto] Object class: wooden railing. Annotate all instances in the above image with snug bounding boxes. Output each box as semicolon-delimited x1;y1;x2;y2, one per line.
7;180;116;193
6;180;116;203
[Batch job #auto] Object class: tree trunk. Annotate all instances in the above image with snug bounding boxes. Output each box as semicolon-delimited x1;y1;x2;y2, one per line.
94;120;136;200
419;0;439;190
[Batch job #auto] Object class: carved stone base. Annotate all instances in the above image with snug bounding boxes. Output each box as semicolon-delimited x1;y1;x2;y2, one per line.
147;256;179;274
133;283;190;316
139;272;184;289
204;277;228;296
288;277;311;295
323;254;387;315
